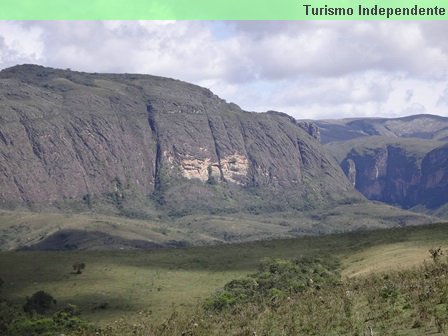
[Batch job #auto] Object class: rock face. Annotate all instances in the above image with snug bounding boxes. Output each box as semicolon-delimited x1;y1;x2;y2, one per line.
323;116;448;212
340;143;448;210
0;65;358;215
340;144;423;208
420;144;448;209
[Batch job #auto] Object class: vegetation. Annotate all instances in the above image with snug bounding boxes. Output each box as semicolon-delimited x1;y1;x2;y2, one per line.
132;251;448;336
8;251;442;335
0;223;447;328
72;263;86;275
23;291;57;315
325;135;444;164
204;256;340;310
0;252;448;336
0;201;436;251
1;299;88;336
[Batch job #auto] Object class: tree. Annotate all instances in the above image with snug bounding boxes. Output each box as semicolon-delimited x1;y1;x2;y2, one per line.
72;262;86;274
429;247;444;264
207;165;217;185
23;291;56;315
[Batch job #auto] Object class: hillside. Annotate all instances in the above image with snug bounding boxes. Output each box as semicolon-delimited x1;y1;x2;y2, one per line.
0;64;437;248
1;199;436;250
319;116;448;216
0;64;354;215
326;137;445;209
1;223;447;333
317;114;448;144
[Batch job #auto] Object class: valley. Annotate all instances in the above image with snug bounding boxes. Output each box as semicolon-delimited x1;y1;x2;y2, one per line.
318;115;448;216
1;223;447;324
1;65;448;335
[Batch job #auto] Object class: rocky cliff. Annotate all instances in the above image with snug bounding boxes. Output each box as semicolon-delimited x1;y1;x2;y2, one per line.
323;117;448;213
338;141;426;208
0;65;358;217
421;144;448;209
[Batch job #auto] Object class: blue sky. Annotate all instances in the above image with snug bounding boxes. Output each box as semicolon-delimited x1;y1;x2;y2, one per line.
0;21;447;120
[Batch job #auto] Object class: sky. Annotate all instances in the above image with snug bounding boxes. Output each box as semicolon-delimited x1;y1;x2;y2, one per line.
0;21;447;120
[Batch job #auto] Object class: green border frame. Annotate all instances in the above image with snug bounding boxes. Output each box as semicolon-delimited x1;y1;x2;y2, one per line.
0;0;447;20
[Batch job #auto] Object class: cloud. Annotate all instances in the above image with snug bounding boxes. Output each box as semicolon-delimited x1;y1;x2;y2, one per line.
437;86;448;107
0;21;447;119
405;89;414;103
228;21;448;79
0;21;44;67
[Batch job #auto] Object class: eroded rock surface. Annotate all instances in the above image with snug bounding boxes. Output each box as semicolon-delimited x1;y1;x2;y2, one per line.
0;65;357;215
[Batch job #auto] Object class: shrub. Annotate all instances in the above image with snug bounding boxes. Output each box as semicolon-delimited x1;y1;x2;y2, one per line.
1;294;88;335
429;247;444;264
73;262;86;274
7;309;89;336
0;300;23;334
23;291;56;315
205;256;340;310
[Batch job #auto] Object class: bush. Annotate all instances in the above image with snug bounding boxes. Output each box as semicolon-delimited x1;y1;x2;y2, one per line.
429;247;444;264
7;309;88;336
0;300;22;334
23;291;56;315
205;256;340;310
1;293;89;336
73;262;86;274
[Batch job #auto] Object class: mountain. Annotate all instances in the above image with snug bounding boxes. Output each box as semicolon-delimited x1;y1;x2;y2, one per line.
0;65;437;249
0;65;356;213
320;116;448;216
317;114;448;144
420;143;448;209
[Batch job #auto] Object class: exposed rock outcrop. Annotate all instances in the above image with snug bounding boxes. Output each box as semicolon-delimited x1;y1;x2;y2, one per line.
420;144;448;208
0;65;358;215
340;145;422;208
329;134;448;211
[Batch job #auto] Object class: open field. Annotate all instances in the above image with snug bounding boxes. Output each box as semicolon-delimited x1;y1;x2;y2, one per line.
0;204;437;250
1;223;447;326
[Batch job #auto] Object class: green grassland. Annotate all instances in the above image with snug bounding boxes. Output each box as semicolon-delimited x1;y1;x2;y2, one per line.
1;222;447;329
141;255;448;336
0;202;436;250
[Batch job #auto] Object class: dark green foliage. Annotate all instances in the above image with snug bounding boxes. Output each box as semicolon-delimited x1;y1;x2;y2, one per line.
23;291;56;315
125;256;448;336
1;291;89;336
379;280;400;301
82;194;93;209
94;302;109;310
5;306;88;336
429;247;444;263
0;300;19;334
206;165;217;185
8;317;61;336
108;192;124;209
205;257;340;310
72;262;86;274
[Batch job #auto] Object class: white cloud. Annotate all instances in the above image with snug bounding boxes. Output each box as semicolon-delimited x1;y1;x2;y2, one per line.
0;21;447;120
438;86;448;107
0;21;44;66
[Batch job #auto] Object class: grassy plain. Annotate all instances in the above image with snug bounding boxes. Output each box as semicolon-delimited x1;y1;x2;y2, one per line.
1;223;447;326
0;203;436;250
